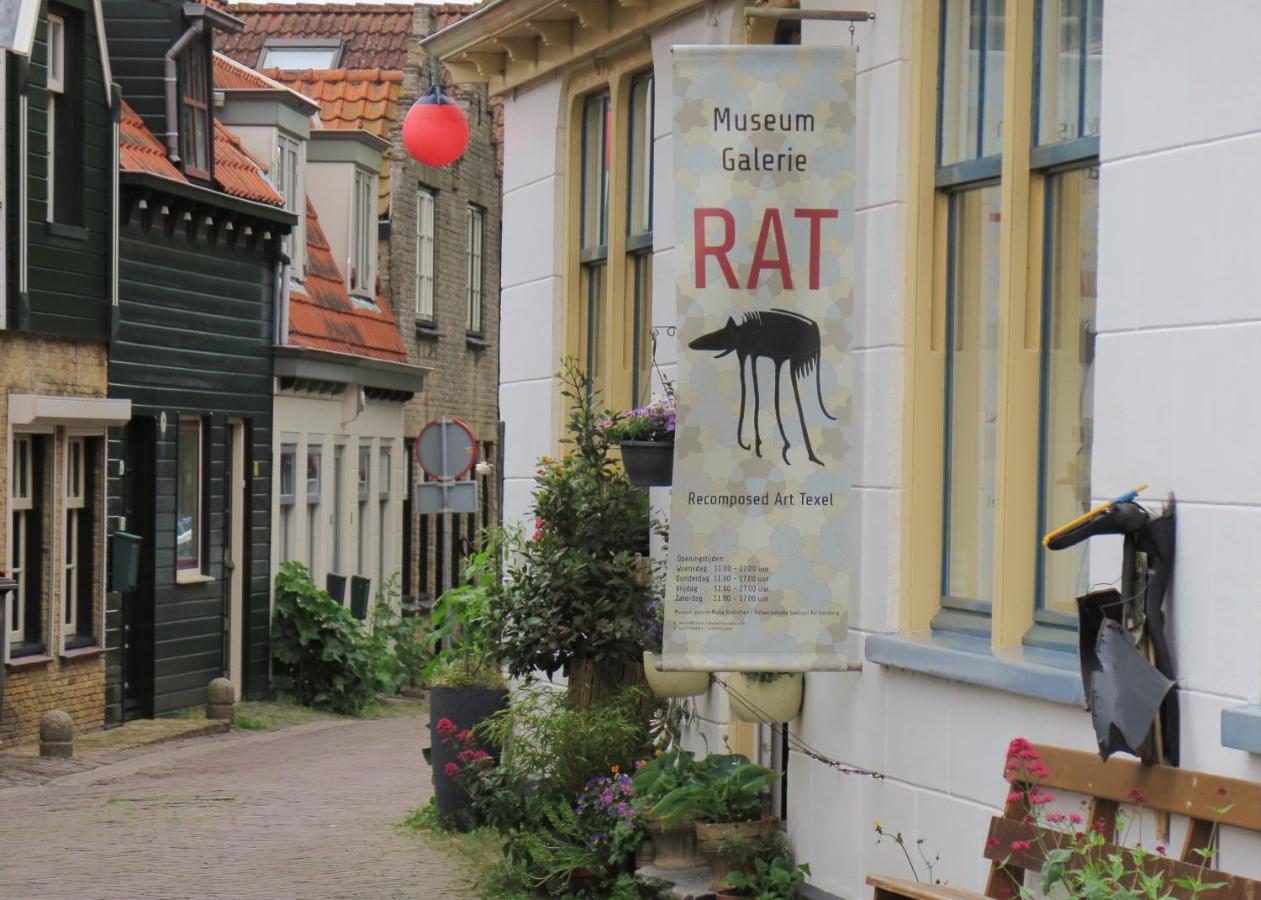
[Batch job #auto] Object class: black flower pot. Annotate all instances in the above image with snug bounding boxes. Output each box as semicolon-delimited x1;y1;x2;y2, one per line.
428;686;509;828
620;440;674;486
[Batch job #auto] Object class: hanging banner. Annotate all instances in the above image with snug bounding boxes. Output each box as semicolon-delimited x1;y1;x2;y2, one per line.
663;45;856;672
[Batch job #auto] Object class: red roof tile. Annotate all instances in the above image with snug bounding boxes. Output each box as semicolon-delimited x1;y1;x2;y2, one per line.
119;100;284;208
119;101;185;182
214;120;285;206
269;68;402;137
288;198;407;363
217;3;425;70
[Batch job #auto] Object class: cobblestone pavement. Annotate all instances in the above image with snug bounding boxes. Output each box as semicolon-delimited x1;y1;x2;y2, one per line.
0;716;473;899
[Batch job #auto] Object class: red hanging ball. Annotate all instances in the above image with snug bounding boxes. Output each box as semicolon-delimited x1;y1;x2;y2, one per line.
403;85;470;168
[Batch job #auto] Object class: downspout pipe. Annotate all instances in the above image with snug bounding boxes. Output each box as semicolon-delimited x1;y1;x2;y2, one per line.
275;254;292;346
163;19;204;163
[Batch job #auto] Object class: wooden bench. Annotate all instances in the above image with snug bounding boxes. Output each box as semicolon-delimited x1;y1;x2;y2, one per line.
868;742;1261;899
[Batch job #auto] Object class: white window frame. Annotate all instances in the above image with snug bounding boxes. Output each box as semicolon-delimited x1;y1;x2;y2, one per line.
7;435;34;655
274;133;304;276
176;419;203;576
350;169;376;298
46;13;65;224
279;443;296;563
357;442;371;576
466;205;484;333
306;444;322;572
62;437;84;639
378;446;391;500
416;188;435;321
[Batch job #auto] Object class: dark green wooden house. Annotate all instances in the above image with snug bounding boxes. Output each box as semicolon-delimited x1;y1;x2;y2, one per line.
0;0;135;745
103;1;295;722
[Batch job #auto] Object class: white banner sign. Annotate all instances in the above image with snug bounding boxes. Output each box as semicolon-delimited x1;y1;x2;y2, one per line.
663;45;857;671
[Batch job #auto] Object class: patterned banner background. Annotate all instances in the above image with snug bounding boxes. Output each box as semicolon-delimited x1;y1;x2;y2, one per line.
663;45;857;671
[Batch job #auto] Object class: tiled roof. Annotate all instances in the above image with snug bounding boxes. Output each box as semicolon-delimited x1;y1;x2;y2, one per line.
288;198;408;363
119;101;185;182
214;120;285;206
119;100;284;208
270;69;402;218
270;68;402;137
217;3;419;70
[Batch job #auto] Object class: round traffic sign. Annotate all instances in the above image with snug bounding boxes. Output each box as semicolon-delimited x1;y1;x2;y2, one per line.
415;417;477;481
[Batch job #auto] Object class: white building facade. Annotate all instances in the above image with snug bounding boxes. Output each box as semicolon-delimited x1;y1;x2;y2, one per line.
427;0;1261;895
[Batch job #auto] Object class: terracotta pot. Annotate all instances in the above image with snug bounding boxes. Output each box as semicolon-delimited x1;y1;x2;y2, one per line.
727;672;804;723
696;819;781;891
620;440;674;486
643;812;704;870
643;651;710;699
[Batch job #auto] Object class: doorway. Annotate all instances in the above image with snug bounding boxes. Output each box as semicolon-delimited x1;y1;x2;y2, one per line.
122;417;156;721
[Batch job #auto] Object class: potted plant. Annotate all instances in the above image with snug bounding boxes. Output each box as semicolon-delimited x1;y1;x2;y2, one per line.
642;592;709;699
649;753;780;889
632;749;707;870
727;672;804;723
422;544;508;826
601;389;676;487
720;852;811;899
496;360;658;709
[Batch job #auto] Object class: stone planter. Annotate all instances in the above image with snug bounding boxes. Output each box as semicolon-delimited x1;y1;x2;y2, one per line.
428;685;509;828
727;673;804;723
643;812;704;870
620;440;674;486
696;819;781;891
643;651;709;699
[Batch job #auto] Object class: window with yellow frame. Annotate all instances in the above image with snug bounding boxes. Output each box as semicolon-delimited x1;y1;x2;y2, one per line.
928;0;1101;649
572;65;655;412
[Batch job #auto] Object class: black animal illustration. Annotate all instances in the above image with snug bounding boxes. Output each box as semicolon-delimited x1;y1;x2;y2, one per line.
689;309;836;466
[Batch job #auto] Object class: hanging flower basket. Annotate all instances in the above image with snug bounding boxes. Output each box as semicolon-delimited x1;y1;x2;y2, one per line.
727;672;804;723
643;651;709;698
620;440;674;487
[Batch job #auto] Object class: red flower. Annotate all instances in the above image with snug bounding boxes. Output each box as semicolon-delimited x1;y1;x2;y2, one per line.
436;718;458;737
1156;844;1167;855
458;749;479;763
1126;788;1149;805
986;837;1002;850
1028;789;1056;806
443;762;461;778
1068;812;1083;825
456;729;472;743
1010;840;1033;851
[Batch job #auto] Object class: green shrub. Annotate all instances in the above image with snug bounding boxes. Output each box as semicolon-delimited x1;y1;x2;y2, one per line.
371;576;433;693
423;542;506;689
271;561;387;715
494;360;656;681
479;682;653;801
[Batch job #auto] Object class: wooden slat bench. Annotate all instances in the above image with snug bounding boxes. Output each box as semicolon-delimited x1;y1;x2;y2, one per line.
868;742;1261;899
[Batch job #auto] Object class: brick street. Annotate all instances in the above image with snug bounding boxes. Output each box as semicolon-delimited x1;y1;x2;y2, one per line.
0;717;472;899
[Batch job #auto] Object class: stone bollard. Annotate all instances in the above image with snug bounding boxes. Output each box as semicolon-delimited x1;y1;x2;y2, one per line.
39;710;75;758
206;678;236;723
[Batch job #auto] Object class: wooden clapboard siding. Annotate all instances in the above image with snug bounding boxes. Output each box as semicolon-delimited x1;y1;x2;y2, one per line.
100;0;182;139
106;220;275;720
7;0;113;339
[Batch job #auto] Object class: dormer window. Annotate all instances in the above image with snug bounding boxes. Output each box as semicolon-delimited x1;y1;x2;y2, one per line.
349;168;376;297
178;34;212;179
259;39;345;70
274;133;304;275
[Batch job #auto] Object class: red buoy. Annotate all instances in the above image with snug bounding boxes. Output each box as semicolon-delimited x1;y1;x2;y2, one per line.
402;85;470;168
